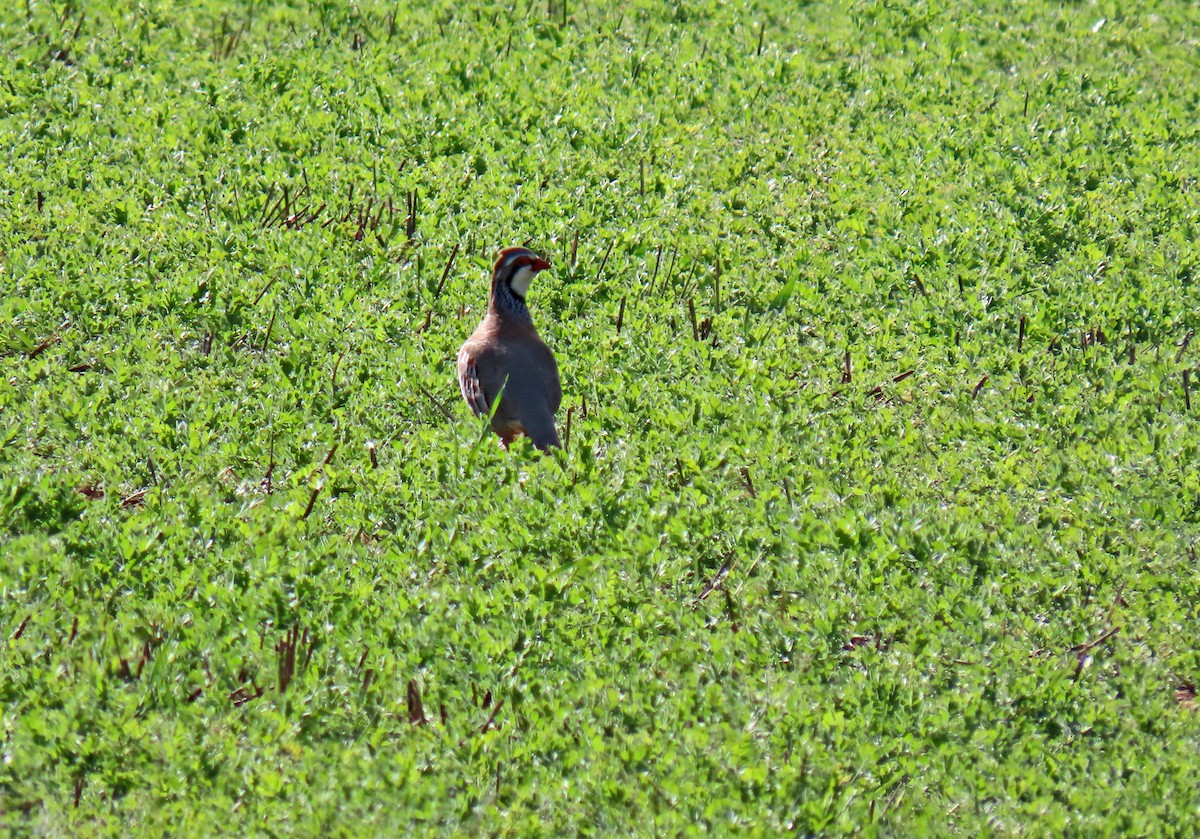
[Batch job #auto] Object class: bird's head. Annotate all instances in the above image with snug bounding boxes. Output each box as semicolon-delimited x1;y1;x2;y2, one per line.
492;246;552;304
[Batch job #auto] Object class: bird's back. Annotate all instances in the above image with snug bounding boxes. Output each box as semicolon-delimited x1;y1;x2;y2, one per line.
458;314;560;443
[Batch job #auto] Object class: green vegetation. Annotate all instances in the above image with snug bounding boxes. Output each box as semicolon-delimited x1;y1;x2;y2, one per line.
3;0;1199;833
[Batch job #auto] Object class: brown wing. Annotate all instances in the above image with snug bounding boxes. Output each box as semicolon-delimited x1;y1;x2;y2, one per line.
457;346;491;417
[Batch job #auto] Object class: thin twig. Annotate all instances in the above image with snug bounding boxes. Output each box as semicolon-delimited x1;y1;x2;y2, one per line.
740;466;756;498
1176;330;1194;364
434;243;460;299
563;405;575;452
331;351;344;390
253;275;277;306
697;555;734;603
416;383;455;421
595;240;615;283
1070;626;1120;656
649;243;663;294
1104;583;1126;626
479;699;505;734
261;308;277;354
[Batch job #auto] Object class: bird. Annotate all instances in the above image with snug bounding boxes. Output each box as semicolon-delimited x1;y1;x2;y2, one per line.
457;246;562;451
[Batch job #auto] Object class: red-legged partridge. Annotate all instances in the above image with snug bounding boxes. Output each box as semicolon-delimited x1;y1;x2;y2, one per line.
457;247;561;450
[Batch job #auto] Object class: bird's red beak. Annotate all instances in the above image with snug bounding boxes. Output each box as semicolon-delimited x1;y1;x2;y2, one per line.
532;257;552;272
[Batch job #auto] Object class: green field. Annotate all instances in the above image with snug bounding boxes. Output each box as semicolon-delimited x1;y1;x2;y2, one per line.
3;0;1199;834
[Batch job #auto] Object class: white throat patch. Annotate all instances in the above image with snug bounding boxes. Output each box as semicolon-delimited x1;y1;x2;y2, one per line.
510;264;536;298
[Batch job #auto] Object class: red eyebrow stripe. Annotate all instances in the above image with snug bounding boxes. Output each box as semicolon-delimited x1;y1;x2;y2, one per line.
497;249;550;273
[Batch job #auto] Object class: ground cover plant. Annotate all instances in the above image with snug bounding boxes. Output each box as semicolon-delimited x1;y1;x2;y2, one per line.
2;0;1199;833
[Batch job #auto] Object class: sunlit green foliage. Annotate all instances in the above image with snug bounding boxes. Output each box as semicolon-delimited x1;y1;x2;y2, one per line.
2;0;1199;834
